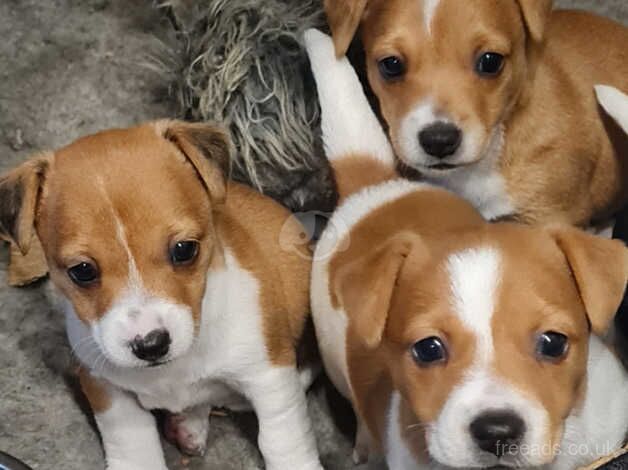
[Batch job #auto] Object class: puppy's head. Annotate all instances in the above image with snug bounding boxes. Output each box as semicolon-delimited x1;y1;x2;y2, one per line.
0;121;231;368
335;224;627;467
325;0;552;173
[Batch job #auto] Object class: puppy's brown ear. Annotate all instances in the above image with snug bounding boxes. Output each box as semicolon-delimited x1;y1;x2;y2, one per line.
516;0;553;42
0;156;49;254
160;121;232;205
333;233;419;348
550;226;628;335
324;0;368;57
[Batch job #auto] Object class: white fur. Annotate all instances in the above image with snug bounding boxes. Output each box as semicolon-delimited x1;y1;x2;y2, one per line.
447;247;500;363
556;336;628;469
95;384;167;470
304;28;395;166
65;248;322;470
422;0;441;34
386;392;421;470
595;85;628;134
397;102;514;220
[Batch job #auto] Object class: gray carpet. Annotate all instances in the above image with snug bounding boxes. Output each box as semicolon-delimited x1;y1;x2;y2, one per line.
0;1;626;469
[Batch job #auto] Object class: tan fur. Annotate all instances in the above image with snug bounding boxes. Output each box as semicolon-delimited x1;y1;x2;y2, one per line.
325;0;628;226
79;368;111;414
332;156;396;202
330;191;628;459
216;182;312;366
8;238;48;286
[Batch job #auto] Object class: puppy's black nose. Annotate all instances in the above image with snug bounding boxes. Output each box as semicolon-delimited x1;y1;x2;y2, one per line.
418;122;462;158
131;329;171;362
470;411;525;457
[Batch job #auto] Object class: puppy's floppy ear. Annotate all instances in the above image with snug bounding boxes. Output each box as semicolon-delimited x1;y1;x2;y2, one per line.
515;0;553;43
324;0;368;57
160;120;232;205
333;232;419;348
549;225;628;335
0;156;49;255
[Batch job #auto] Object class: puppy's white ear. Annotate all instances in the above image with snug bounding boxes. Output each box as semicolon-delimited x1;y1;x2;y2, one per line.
595;85;628;135
159;121;232;205
549;225;628;335
516;0;553;42
333;233;419;348
0;156;49;254
324;0;368;57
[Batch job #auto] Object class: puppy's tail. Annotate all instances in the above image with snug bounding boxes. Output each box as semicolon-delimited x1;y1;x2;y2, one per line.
304;29;396;202
595;85;628;134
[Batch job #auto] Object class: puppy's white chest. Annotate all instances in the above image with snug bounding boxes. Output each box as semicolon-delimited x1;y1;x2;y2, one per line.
134;377;245;412
424;161;515;221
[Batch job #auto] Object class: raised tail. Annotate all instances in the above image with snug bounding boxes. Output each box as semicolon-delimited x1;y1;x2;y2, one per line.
595;85;628;135
304;29;396;201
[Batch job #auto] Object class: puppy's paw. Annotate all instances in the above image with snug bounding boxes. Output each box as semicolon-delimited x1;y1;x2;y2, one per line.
164;410;210;457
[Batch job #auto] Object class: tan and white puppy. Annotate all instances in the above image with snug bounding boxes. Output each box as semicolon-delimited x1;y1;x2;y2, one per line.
0;122;322;470
305;29;628;469
324;0;628;227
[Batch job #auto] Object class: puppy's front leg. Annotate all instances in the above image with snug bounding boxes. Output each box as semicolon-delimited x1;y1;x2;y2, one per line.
79;370;167;470
242;366;323;470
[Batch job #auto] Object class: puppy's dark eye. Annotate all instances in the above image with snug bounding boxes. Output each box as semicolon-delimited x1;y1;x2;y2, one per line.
378;56;406;80
68;262;99;286
475;52;504;77
536;331;569;360
411;336;448;366
170;240;199;265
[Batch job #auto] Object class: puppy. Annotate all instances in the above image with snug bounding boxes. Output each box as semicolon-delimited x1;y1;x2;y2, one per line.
0;122;322;470
323;0;628;227
305;29;628;469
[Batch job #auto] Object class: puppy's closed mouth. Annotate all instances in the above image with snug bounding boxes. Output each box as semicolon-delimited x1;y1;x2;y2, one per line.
428;163;459;171
147;359;172;368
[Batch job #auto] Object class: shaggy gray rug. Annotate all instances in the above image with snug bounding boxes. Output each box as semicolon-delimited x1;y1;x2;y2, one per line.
0;1;626;470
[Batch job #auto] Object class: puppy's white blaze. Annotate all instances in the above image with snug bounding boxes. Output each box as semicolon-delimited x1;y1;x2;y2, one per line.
447;247;500;365
595;85;628;134
386;392;418;470
422;0;441;34
304;28;395;166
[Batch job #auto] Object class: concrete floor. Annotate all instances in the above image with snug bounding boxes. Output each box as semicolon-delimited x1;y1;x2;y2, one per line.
0;1;626;469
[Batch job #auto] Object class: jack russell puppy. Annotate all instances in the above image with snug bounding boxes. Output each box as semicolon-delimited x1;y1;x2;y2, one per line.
323;0;628;227
305;29;628;469
0;121;323;470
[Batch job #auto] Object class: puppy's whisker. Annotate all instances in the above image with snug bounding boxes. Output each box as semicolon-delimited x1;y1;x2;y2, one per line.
405;422;425;431
70;335;96;356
